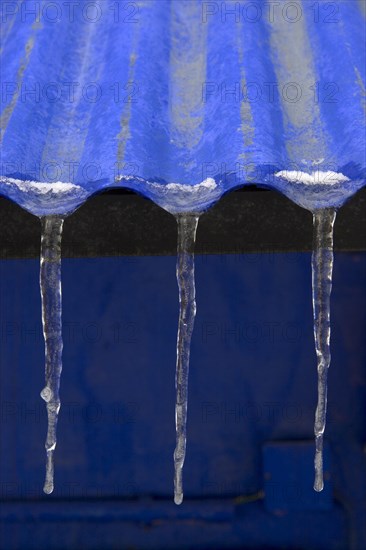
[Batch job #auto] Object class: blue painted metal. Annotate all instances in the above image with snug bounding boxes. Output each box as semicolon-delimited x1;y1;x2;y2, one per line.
0;251;365;548
0;0;365;215
263;441;332;512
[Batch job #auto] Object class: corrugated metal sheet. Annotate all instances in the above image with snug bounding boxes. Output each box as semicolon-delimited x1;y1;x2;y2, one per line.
0;0;365;215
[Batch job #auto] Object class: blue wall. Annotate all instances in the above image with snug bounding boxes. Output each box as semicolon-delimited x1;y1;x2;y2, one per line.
0;251;365;549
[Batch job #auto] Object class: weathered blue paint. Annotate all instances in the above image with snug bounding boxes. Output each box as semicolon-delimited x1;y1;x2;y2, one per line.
0;252;365;548
0;1;365;215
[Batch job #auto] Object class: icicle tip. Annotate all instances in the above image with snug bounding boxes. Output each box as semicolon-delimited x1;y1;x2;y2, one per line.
174;493;183;505
43;482;54;495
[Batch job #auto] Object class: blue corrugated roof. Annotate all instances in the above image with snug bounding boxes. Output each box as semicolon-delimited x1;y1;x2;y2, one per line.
0;0;365;215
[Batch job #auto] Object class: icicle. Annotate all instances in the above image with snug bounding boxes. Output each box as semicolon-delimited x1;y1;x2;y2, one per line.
311;207;336;492
174;213;199;505
39;215;64;494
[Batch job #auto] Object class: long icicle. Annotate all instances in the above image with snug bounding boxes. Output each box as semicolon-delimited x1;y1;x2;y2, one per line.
174;213;199;505
312;207;336;492
39;215;64;494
